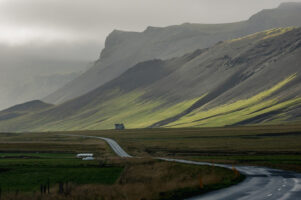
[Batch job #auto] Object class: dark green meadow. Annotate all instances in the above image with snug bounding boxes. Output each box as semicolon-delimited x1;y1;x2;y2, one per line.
0;153;123;192
0;133;122;192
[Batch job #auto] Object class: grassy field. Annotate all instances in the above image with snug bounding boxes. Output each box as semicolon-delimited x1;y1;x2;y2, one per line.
0;157;243;200
57;124;301;153
0;124;300;198
0;131;244;200
0;133;111;156
0;152;123;192
51;124;301;172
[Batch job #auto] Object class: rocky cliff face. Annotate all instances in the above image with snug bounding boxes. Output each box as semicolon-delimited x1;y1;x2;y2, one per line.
43;3;301;104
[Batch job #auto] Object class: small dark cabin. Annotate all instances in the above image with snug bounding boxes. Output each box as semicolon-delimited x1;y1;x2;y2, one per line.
115;123;125;130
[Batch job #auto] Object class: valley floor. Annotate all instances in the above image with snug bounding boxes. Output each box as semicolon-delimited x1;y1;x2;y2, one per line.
0;124;300;199
0;131;242;200
63;124;301;172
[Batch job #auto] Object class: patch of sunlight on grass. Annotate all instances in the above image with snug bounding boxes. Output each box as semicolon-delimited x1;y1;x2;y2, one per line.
167;74;297;128
188;98;300;128
87;94;203;129
38;90;151;130
228;27;295;43
124;95;204;128
228;32;262;43
3;72;298;131
263;27;295;40
39;91;204;130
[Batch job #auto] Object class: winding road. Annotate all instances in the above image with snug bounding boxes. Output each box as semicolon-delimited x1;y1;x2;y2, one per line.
66;134;301;200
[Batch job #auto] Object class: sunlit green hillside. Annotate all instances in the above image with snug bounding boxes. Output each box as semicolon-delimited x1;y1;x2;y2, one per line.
0;27;301;132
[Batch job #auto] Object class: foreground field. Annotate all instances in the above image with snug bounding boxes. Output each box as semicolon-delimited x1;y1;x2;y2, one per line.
0;132;244;200
0;154;242;200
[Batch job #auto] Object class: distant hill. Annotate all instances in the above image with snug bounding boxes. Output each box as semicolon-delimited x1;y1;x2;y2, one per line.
0;100;53;122
1;27;301;131
44;2;301;104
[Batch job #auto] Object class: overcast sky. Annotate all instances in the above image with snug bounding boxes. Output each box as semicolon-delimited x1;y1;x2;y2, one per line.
1;0;301;48
0;0;300;109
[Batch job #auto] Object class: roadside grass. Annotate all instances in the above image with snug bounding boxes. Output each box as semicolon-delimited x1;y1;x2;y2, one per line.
0;158;244;200
188;155;301;173
189;155;301;164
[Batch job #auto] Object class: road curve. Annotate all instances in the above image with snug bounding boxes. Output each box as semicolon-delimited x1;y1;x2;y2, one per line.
87;136;132;158
160;158;301;200
61;134;131;157
65;134;301;200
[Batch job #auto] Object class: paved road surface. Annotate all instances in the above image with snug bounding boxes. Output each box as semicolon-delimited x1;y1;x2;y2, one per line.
63;134;131;158
160;158;301;200
65;134;301;200
86;136;132;158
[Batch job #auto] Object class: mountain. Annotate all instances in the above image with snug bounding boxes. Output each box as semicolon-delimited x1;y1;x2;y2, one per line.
1;27;301;131
0;100;53;122
43;2;301;105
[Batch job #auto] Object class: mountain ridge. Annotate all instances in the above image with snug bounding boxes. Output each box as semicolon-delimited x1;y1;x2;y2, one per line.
43;2;301;104
1;27;301;131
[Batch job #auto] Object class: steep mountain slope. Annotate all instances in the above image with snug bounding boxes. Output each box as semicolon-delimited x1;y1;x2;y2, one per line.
44;2;301;104
1;27;301;132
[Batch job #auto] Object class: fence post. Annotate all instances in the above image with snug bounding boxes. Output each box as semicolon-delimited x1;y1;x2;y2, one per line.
232;166;240;178
47;178;50;194
40;184;43;195
59;182;64;194
65;182;70;196
200;178;203;189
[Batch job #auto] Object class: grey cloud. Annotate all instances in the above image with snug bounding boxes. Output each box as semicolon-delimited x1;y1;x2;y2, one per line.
1;0;300;41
